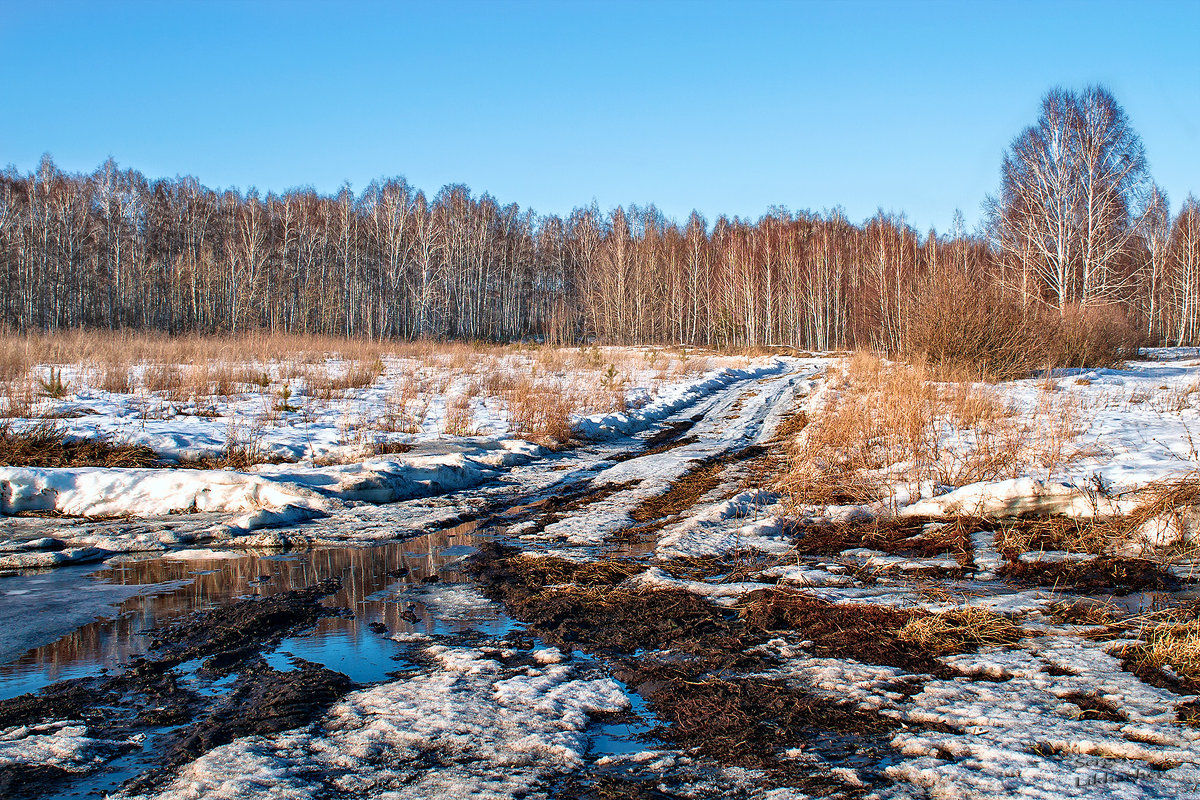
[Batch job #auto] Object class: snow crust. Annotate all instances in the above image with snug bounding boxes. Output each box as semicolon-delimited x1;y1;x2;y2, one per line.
0;720;136;773
757;635;1200;799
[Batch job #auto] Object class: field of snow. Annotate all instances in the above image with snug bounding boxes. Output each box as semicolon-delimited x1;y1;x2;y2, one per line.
4;347;1200;799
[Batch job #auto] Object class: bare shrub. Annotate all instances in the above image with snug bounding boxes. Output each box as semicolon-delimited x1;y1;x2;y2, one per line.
907;270;1048;380
908;271;1145;379
1050;303;1145;370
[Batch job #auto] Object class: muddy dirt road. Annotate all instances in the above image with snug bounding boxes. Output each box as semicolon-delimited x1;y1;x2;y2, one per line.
1;365;822;798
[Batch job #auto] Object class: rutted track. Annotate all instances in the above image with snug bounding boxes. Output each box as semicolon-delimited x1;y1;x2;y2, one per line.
0;361;819;800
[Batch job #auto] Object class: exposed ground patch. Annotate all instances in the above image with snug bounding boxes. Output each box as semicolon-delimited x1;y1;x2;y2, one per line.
0;579;352;799
999;557;1180;594
790;516;980;564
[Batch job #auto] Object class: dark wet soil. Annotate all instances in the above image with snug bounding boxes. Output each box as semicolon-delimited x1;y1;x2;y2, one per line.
148;577;348;674
0;765;74;800
1060;691;1129;722
790;516;980;565
1000;557;1180;594
126;660;354;794
551;774;692;800
612;447;768;548
610;416;702;463
0;579;352;798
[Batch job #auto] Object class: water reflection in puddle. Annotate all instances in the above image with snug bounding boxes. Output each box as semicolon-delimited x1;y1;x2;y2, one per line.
0;527;501;699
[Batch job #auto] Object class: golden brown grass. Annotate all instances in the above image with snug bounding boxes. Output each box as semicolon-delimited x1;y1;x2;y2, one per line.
779;352;1092;507
503;376;575;446
441;393;476;437
897;607;1025;655
1124;610;1200;685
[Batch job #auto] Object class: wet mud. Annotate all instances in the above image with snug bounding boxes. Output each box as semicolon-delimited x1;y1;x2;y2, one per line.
466;545;988;795
0;579;352;797
126;660;354;794
1000;557;1181;594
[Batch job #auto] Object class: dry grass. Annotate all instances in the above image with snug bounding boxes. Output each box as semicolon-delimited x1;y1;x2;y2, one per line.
503;376;575;446
441;393;476;437
0;421;160;468
897;607;1025;655
1124;473;1200;553
1124;610;1200;685
779;352;1093;507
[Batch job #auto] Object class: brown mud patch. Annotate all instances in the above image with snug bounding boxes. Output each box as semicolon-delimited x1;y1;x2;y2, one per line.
790;517;981;567
739;589;952;674
148;577;349;674
614;448;768;547
613;665;901;796
124;660;353;794
550;774;691;800
1000;558;1180;595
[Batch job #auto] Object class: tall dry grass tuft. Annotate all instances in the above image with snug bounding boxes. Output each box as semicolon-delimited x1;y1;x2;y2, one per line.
504;376;575;446
442;393;476;437
779;352;1091;507
1125;609;1200;685
780;353;1025;505
897;607;1024;655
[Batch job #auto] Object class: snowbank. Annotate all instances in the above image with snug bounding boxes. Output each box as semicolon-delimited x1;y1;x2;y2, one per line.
0;465;326;517
0;440;542;525
901;477;1126;519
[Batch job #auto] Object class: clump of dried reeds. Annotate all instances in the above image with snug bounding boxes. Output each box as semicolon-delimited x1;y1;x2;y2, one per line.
0;421;160;468
897;607;1025;655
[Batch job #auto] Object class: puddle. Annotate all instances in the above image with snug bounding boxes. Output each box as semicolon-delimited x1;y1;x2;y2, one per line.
0;528;496;700
588;672;655;757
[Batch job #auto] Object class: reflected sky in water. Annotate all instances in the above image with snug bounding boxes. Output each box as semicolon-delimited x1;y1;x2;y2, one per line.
0;524;505;699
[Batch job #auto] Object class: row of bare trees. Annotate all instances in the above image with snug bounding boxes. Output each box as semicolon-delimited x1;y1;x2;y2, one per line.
2;87;1198;349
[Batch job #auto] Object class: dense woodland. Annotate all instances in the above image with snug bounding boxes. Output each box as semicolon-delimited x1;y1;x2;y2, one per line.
3;86;1198;352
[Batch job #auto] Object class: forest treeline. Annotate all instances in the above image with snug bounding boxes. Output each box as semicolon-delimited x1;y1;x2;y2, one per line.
3;86;1198;356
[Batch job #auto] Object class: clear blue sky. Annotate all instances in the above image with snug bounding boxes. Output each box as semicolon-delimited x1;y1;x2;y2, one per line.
2;0;1197;233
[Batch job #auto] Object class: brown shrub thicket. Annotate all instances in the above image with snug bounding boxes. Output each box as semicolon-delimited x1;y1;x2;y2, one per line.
907;270;1144;380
